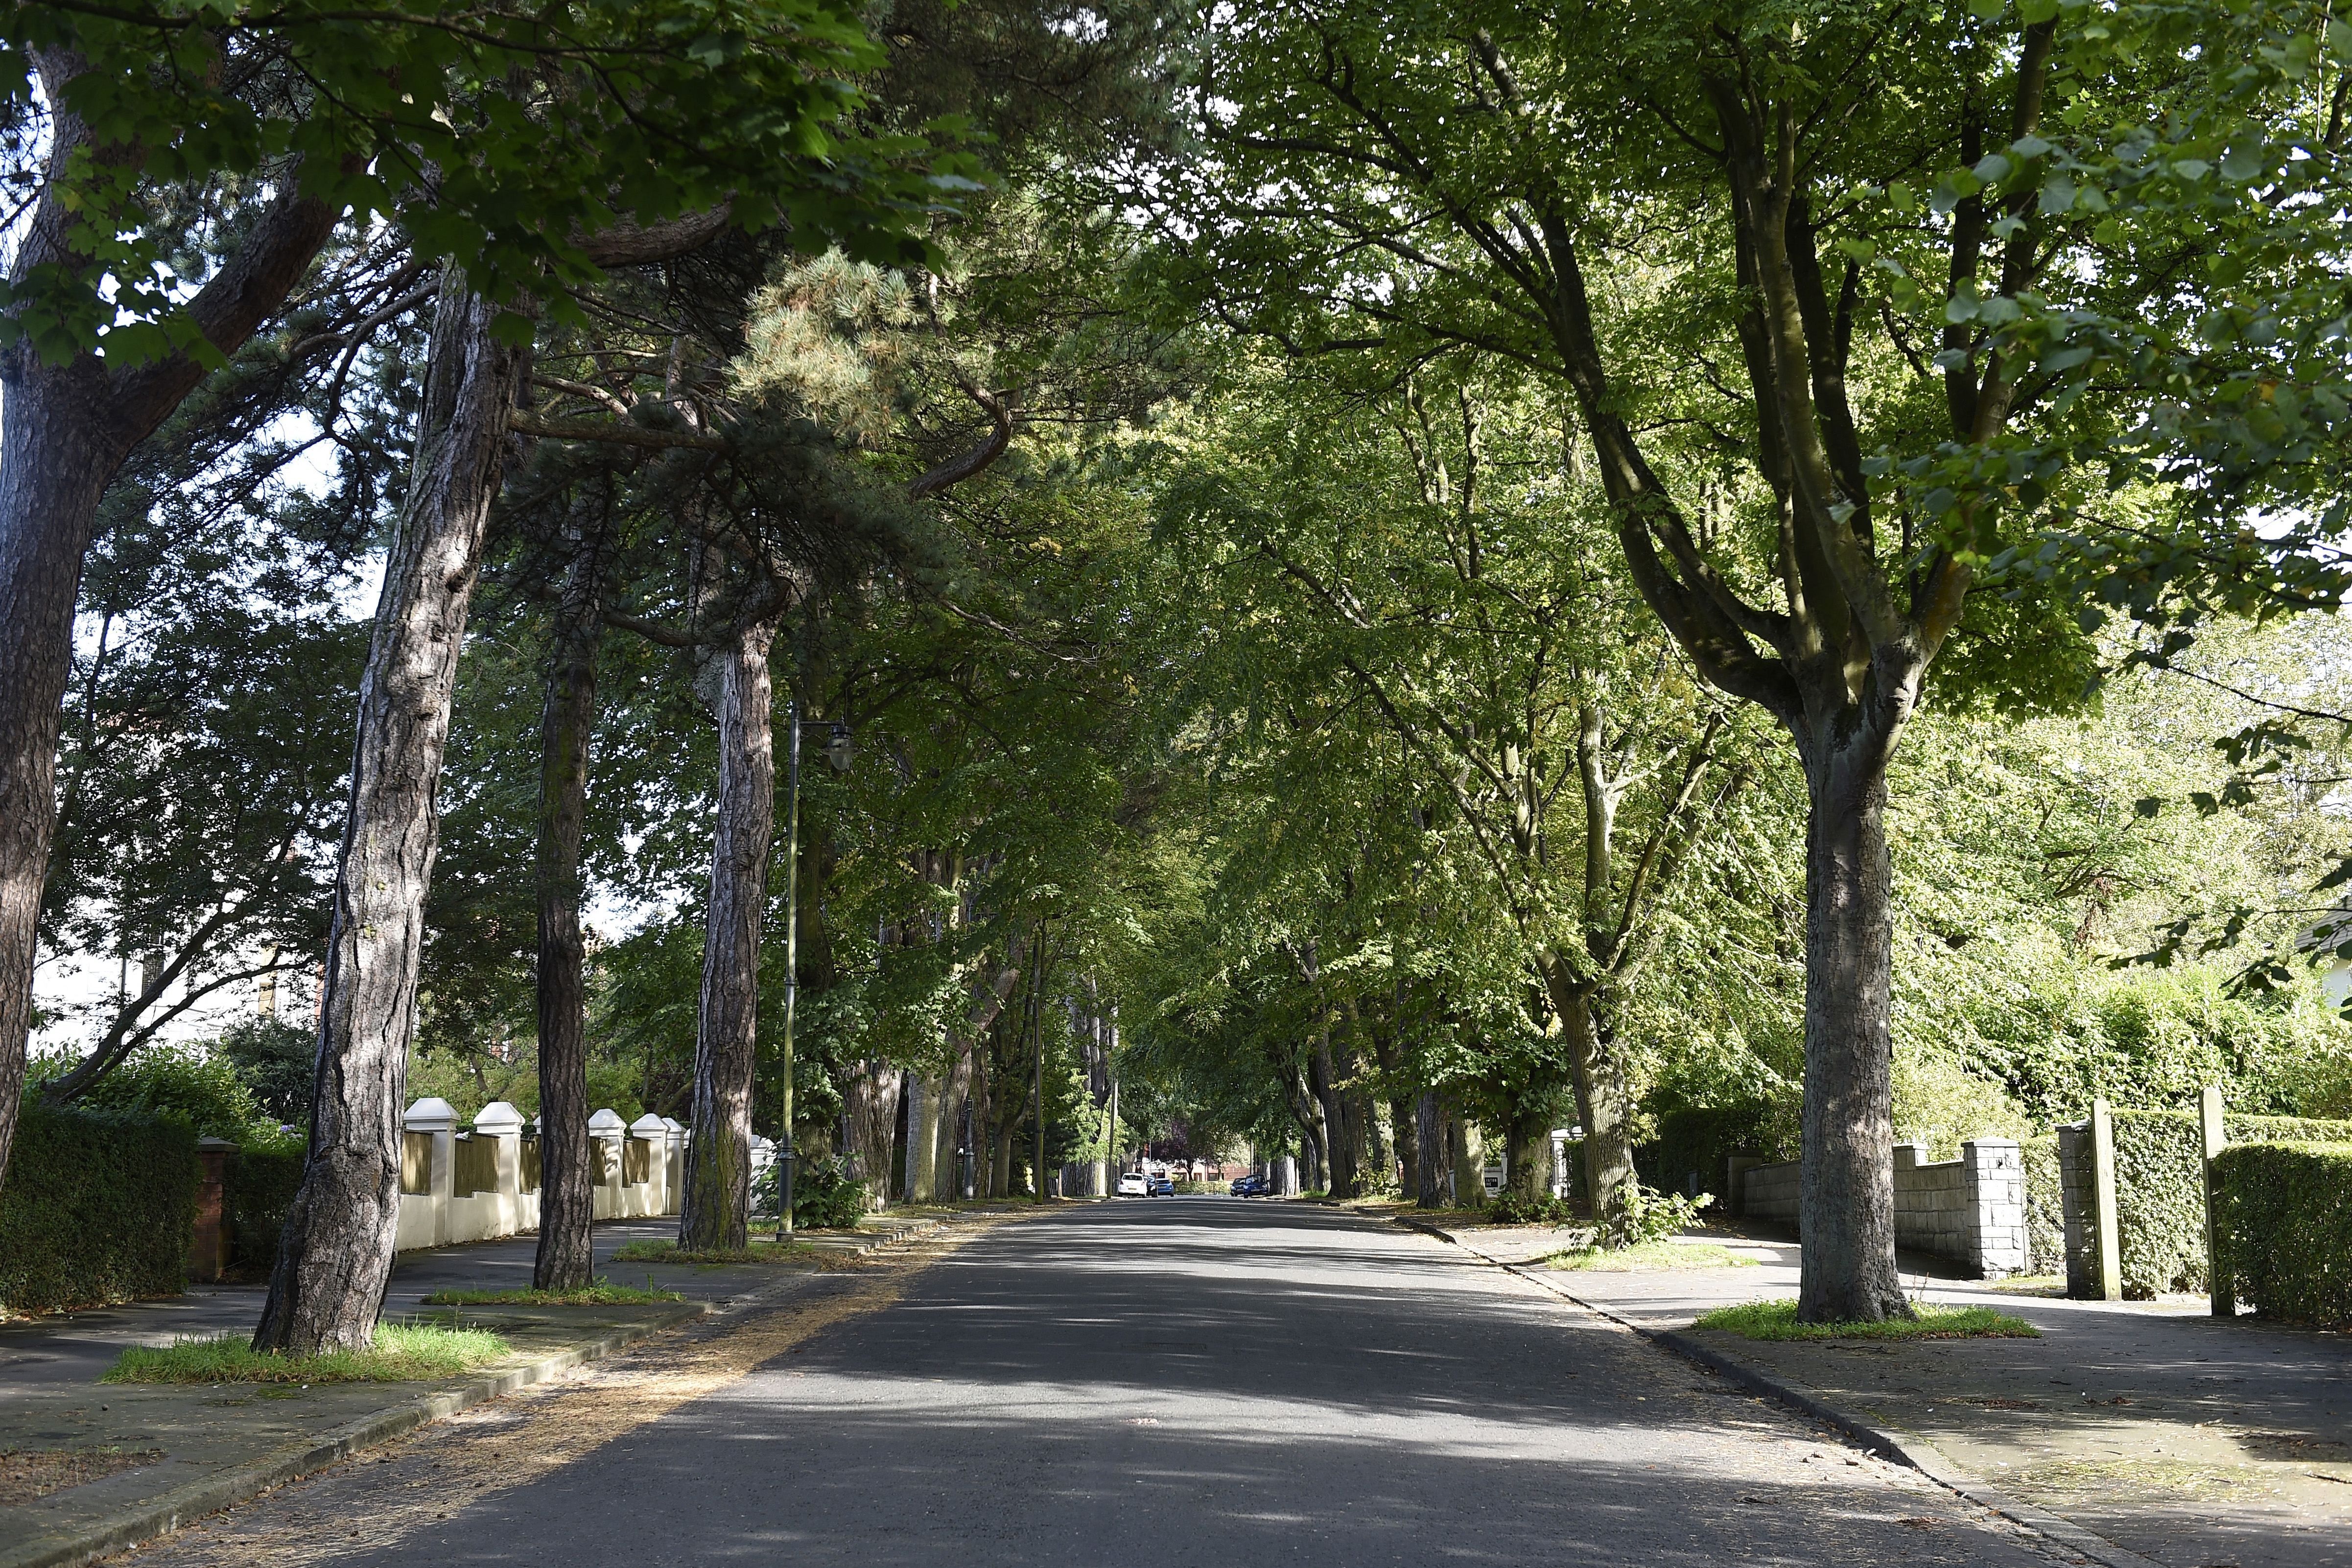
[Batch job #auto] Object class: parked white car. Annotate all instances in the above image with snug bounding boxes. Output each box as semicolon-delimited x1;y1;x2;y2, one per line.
1116;1171;1148;1196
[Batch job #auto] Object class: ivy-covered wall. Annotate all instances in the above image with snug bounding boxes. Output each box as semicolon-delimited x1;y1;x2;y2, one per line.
0;1100;197;1314
2065;1109;2352;1298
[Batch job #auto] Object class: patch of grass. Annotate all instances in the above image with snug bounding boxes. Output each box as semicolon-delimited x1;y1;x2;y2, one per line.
1693;1299;2041;1342
609;1238;856;1269
101;1321;511;1384
1981;1274;2067;1296
1543;1239;1758;1272
419;1277;682;1306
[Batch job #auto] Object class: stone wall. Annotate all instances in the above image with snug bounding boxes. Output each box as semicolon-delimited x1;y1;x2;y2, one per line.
1731;1138;2027;1278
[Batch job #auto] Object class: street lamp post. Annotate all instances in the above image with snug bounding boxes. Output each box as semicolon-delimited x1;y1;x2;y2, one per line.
778;701;853;1240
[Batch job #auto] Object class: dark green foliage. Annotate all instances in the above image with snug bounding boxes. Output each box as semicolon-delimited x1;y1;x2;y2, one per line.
1486;1190;1578;1227
2214;1142;2352;1331
2096;1110;2352;1297
214;1019;316;1128
29;1046;271;1141
791;1156;869;1228
223;1144;307;1275
1634;1104;1791;1203
0;1101;195;1313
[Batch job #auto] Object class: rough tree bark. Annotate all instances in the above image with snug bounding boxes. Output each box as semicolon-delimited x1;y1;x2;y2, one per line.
0;55;340;1196
1414;1091;1445;1208
532;524;607;1290
254;279;529;1353
677;621;777;1250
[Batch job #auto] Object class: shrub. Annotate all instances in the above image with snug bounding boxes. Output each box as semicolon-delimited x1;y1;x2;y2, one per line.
0;1100;195;1314
222;1138;306;1275
1632;1101;1792;1202
1600;1182;1713;1248
791;1155;869;1228
26;1045;272;1141
212;1017;315;1127
2213;1140;2352;1330
1487;1189;1578;1226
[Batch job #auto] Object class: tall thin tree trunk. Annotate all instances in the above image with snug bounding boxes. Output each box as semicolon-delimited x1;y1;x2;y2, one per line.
1542;963;1637;1235
904;1074;938;1204
844;1060;901;1208
1414;1092;1445;1208
678;621;776;1250
256;279;529;1353
1311;1033;1356;1198
1797;755;1906;1321
1394;1097;1417;1201
1450;1113;1485;1209
532;527;605;1290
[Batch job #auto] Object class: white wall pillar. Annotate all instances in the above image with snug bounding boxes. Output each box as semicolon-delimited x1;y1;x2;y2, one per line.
588;1108;627;1221
472;1100;526;1241
400;1098;457;1250
661;1117;687;1217
628;1113;669;1218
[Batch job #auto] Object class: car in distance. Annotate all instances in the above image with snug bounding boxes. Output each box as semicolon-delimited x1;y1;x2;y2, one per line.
1148;1174;1176;1196
1229;1174;1269;1196
1116;1171;1148;1196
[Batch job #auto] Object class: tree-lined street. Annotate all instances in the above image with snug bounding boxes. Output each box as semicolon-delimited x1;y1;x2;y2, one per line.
112;1205;2080;1568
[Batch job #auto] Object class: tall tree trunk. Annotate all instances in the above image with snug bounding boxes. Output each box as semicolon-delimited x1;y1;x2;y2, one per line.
1414;1092;1445;1208
678;621;776;1250
1393;1097;1417;1202
1310;1034;1357;1198
904;1074;938;1204
933;1053;971;1201
1503;1076;1559;1204
255;279;528;1353
844;1060;901;1208
1450;1112;1485;1210
1796;754;1905;1322
1541;961;1637;1236
532;532;605;1290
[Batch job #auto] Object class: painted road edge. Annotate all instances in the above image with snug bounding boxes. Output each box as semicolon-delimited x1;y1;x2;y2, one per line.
1391;1214;2166;1568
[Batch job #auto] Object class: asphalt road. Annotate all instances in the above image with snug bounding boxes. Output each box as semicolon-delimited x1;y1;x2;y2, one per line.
130;1200;2083;1567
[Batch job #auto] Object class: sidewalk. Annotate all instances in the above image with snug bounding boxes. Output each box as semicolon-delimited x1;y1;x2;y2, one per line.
0;1211;958;1568
1400;1212;2352;1568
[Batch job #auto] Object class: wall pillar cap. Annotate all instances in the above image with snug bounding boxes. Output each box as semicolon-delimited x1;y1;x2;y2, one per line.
473;1101;526;1135
404;1097;458;1132
628;1112;668;1138
587;1108;627;1136
195;1135;241;1153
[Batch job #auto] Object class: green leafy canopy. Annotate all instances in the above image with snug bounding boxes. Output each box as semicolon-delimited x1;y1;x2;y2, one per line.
1;0;980;364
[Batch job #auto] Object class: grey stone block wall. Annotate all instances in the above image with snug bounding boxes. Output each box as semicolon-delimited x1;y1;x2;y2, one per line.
1728;1136;2027;1278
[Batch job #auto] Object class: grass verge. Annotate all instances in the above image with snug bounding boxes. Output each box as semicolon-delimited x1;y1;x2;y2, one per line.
1693;1298;2041;1341
609;1238;859;1270
420;1277;682;1306
102;1321;511;1384
1543;1239;1757;1271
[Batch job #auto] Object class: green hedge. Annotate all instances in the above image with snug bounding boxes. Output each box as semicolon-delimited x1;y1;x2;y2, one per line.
1634;1103;1787;1201
2213;1141;2352;1329
2093;1109;2352;1298
0;1100;196;1313
2021;1134;2063;1274
223;1145;306;1275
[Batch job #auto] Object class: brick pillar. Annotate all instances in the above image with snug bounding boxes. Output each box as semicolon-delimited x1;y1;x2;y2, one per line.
188;1137;239;1283
1962;1137;2026;1279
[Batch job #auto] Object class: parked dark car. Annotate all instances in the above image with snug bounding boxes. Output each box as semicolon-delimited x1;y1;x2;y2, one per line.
1229;1174;1268;1196
1148;1175;1176;1196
